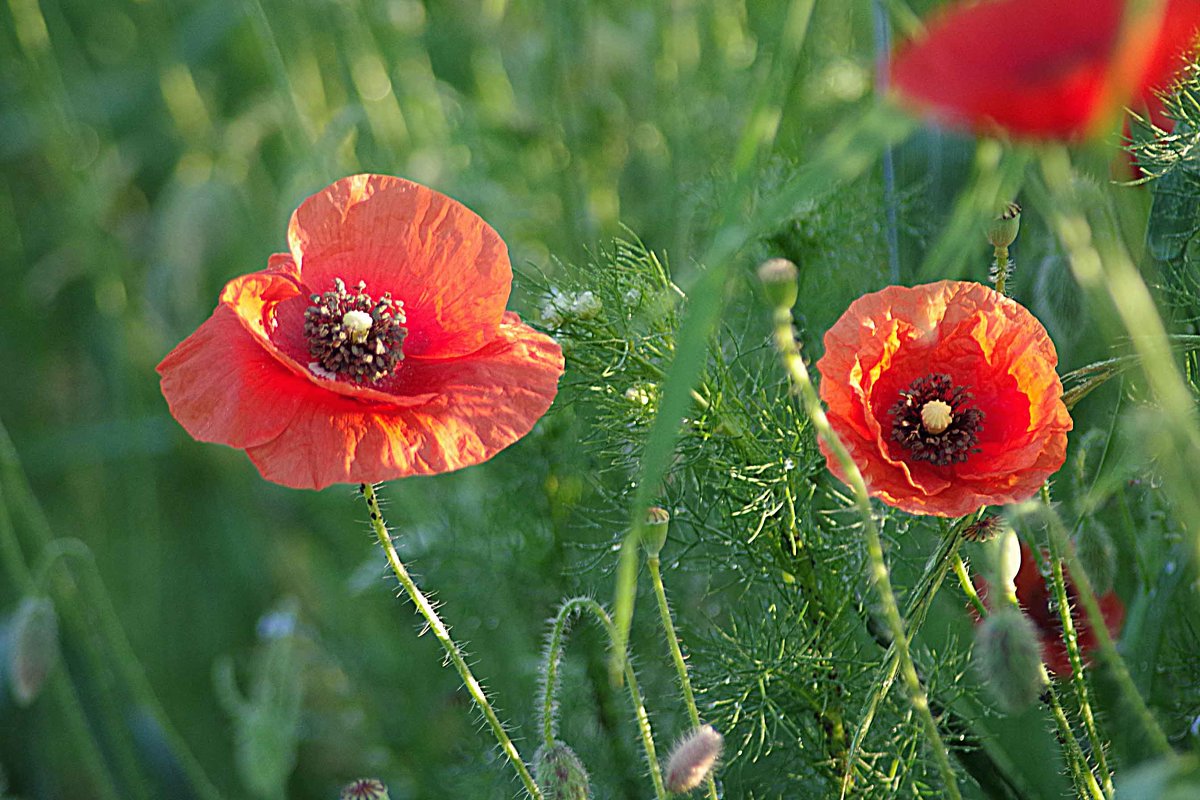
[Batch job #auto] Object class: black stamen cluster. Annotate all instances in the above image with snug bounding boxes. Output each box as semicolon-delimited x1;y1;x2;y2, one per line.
303;278;407;383
888;373;984;466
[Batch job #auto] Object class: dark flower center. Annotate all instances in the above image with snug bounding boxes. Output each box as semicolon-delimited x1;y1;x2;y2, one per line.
303;278;407;383
889;373;984;466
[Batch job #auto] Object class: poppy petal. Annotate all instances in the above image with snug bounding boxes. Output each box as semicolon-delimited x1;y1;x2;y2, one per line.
157;306;308;449
287;174;511;358
243;313;563;489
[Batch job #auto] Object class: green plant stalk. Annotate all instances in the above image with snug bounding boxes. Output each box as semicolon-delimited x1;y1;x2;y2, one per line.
1040;520;1114;797
541;597;666;799
1034;493;1173;757
647;555;720;800
769;308;963;800
0;421;225;800
359;484;543;799
841;519;968;798
950;544;1104;800
1038;145;1200;576
0;481;122;800
992;247;1011;295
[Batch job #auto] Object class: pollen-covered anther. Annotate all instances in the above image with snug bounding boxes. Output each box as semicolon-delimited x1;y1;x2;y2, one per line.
921;399;953;434
889;373;985;466
303;278;408;384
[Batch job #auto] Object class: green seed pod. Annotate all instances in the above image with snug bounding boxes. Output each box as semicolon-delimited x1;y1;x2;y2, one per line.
987;202;1022;249
756;258;799;311
1075;520;1117;595
974;606;1044;714
8;596;60;707
534;742;591;800
340;778;390;800
643;506;671;558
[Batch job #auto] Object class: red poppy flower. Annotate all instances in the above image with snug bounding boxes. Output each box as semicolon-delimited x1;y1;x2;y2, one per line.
976;541;1125;675
816;281;1072;517
157;174;564;490
890;0;1200;139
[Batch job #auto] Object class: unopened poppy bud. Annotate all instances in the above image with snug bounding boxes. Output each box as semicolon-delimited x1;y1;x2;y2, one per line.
1075;521;1116;595
342;310;374;344
340;778;390;800
665;724;723;794
643;506;670;558
8;596;60;707
984;527;1022;606
534;742;591;800
756;258;799;311
987;202;1021;249
974;606;1044;713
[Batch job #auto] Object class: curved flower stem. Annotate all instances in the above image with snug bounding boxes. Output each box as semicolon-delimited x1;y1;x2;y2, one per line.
647;555;720;800
541;597;666;799
1033;488;1173;758
950;547;1103;800
768;309;963;800
1040;537;1114;796
359;484;543;800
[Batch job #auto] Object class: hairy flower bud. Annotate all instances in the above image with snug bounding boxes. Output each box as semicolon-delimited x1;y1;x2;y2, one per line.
665;724;723;794
987;202;1021;249
8;596;60;707
756;258;799;311
534;742;591;800
1075;521;1116;595
643;506;671;558
974;606;1043;713
340;778;390;800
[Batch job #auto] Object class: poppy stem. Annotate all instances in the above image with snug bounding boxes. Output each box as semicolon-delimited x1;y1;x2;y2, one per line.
1035;486;1174;758
951;553;988;619
540;597;667;798
767;307;964;799
359;483;544;800
646;554;721;800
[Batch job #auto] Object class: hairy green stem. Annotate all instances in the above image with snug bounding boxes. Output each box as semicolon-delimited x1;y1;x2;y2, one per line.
769;308;962;799
952;554;988;619
360;484;542;799
647;555;720;800
541;597;666;799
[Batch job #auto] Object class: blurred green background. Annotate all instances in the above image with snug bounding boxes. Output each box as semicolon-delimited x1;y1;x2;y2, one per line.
3;0;1193;798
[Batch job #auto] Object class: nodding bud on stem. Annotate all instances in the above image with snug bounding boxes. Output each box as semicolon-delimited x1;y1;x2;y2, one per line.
974;606;1044;714
643;506;671;558
339;779;390;800
756;258;799;311
665;724;724;794
534;742;591;800
8;596;60;707
987;202;1021;249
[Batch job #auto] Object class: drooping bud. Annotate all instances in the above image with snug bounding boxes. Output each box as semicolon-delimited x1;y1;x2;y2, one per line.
756;258;799;311
534;742;591;800
974;606;1044;713
8;596;60;707
982;527;1022;606
665;724;724;794
987;202;1021;249
340;778;390;800
1075;521;1116;595
643;506;671;559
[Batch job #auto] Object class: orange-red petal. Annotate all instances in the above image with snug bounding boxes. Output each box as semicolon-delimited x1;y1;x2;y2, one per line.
287;174;511;358
243;313;563;490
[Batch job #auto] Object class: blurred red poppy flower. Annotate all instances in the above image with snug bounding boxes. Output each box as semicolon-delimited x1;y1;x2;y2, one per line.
816;281;1071;517
158;174;564;490
890;0;1200;139
976;541;1125;675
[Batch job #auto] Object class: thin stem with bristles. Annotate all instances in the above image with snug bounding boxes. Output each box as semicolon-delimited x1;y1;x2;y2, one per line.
647;555;719;800
360;483;543;799
540;596;667;799
768;307;963;800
